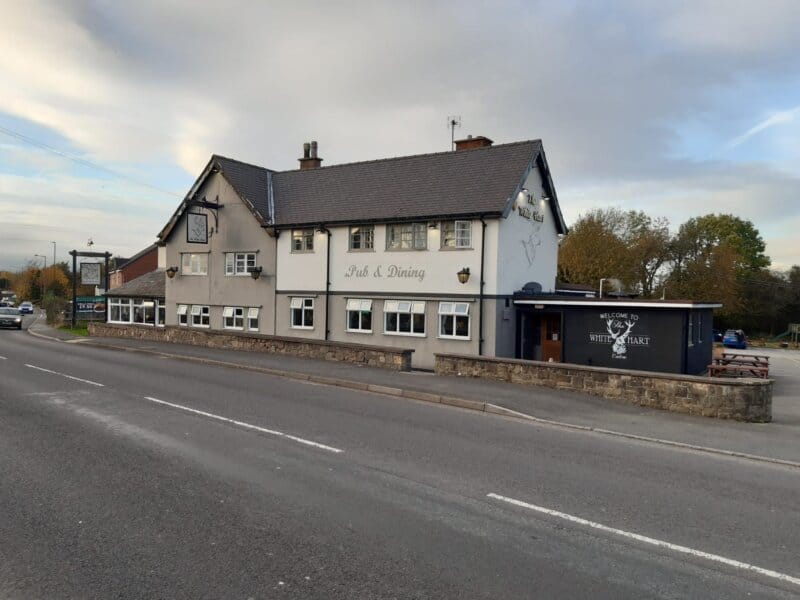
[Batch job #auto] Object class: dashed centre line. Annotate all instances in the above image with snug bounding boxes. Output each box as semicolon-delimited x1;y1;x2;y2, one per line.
143;396;343;454
25;364;104;387
0;355;7;360
487;492;800;588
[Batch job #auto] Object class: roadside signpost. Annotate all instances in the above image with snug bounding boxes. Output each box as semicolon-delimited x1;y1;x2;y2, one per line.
70;250;111;328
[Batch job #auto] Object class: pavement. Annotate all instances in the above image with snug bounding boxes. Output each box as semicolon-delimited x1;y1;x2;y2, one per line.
25;314;800;466
2;318;800;598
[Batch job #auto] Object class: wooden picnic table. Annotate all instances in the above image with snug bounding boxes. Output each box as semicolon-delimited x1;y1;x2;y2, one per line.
721;352;770;364
708;363;769;379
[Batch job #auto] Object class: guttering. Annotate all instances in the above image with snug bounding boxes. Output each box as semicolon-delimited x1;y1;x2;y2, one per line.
266;211;503;232
478;216;487;356
513;299;722;309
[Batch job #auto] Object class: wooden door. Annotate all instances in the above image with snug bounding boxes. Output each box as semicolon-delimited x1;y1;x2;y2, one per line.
541;314;562;362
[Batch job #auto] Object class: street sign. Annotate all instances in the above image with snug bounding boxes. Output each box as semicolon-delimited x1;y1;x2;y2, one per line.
789;324;800;333
81;262;101;285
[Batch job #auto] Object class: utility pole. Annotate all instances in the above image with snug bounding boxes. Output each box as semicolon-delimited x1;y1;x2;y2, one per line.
34;254;47;300
52;241;56;270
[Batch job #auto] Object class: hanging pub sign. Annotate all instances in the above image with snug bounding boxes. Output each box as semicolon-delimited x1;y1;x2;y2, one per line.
80;262;101;285
187;212;208;244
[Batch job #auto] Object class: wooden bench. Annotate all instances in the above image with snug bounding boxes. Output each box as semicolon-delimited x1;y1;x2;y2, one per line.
708;363;769;379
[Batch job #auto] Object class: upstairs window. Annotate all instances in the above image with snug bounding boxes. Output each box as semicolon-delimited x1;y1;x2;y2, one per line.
441;220;472;249
439;302;470;339
290;297;314;329
292;229;314;252
225;253;256;276
384;300;425;336
349;225;374;251
181;253;208;275
386;223;427;250
346;298;372;332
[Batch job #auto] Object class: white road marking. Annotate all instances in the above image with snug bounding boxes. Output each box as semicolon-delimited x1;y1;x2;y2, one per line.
143;396;343;454
0;355;7;360
25;364;104;387
487;493;800;588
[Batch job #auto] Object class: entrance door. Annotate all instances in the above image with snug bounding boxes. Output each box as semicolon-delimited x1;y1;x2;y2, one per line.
541;314;562;362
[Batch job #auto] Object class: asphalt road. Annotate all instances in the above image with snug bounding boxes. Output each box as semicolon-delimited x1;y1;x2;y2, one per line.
1;319;799;599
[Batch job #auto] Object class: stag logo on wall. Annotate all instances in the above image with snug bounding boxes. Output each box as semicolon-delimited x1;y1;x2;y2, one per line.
588;312;651;359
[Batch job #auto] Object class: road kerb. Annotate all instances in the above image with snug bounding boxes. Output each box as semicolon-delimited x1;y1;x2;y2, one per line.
441;396;486;412
402;389;442;403
367;384;403;397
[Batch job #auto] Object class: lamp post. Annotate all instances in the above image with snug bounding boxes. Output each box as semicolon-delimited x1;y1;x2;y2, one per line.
34;254;47;300
51;241;56;269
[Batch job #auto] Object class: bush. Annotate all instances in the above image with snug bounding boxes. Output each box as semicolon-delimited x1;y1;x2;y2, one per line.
42;293;67;326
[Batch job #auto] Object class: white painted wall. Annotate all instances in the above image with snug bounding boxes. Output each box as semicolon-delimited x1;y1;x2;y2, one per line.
494;165;560;295
278;221;484;295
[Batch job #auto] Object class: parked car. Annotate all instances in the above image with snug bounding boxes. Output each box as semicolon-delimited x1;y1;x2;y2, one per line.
712;329;723;343
722;329;747;349
18;301;34;314
0;307;23;329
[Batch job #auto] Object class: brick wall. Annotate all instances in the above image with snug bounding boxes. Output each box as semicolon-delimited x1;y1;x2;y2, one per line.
435;353;772;422
89;323;413;371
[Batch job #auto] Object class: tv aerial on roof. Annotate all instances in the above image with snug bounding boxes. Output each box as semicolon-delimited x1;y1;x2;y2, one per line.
446;115;461;150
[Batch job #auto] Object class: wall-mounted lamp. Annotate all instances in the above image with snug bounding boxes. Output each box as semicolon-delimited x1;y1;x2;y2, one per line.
250;266;263;280
166;266;179;279
316;225;329;234
457;267;471;284
428;222;438;229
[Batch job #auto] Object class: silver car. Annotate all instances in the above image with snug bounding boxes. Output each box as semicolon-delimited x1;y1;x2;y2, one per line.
0;307;23;329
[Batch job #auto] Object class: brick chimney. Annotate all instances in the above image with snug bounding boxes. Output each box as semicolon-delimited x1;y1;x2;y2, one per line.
298;140;323;169
454;135;493;151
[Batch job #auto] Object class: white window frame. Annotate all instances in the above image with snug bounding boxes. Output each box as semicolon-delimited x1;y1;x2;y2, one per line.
181;253;208;275
438;301;471;339
441;220;472;249
386;223;427;251
291;229;314;253
247;307;260;332
109;298;132;324
346;298;373;333
383;300;426;336
223;306;244;330
177;304;188;326
349;225;374;251
191;304;210;328
225;252;257;276
290;297;314;329
157;301;166;327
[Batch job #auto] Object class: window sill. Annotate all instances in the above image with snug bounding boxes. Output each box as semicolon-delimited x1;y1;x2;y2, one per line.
225;273;255;277
439;245;473;251
346;329;373;334
224;326;244;331
347;248;375;253
438;334;471;341
192;324;210;329
290;325;314;330
181;273;208;276
290;250;315;254
385;248;428;252
384;331;426;338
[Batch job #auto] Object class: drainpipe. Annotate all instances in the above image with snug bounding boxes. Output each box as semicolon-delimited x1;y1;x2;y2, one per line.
272;229;279;335
324;227;332;341
479;217;487;356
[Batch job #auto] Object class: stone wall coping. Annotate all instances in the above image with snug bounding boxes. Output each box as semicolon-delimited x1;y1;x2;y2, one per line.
434;352;771;387
96;323;413;356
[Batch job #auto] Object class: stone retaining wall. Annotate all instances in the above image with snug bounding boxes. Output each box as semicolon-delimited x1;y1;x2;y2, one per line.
435;354;772;422
89;323;413;371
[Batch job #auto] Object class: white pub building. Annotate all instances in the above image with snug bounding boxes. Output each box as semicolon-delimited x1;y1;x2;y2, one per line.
156;136;567;369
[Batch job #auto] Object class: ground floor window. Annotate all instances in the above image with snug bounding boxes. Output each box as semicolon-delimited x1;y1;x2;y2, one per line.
290;297;314;329
439;302;470;339
223;306;244;329
247;307;259;331
177;304;188;326
133;300;156;325
384;300;425;336
109;298;132;323
157;303;166;327
346;298;372;332
191;305;210;327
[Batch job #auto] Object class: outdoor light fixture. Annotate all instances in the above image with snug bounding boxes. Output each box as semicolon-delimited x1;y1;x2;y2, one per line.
428;222;438;229
250;266;263;280
166;266;179;279
457;267;471;284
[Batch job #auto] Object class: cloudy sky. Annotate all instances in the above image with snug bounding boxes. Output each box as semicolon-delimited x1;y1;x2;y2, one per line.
1;0;799;271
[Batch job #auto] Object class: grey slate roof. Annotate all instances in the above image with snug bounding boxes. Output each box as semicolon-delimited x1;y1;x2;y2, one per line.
213;156;273;221
271;140;540;226
106;269;165;298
